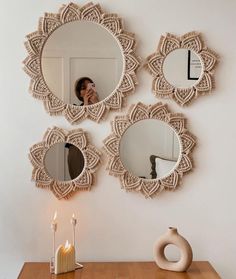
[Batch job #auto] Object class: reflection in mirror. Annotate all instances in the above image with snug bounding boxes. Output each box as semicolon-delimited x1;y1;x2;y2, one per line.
163;49;203;88
45;142;84;181
119;119;180;179
42;21;124;106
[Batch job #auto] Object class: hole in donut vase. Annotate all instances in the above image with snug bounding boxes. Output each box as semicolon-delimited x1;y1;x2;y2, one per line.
164;244;181;262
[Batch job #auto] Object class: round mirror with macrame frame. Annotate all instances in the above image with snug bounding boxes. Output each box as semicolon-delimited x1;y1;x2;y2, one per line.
146;31;218;106
29;127;101;199
103;102;196;198
23;2;140;123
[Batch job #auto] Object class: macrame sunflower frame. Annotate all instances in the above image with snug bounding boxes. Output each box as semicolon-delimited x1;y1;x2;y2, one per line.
29;127;101;199
146;31;218;106
23;2;140;124
103;102;196;198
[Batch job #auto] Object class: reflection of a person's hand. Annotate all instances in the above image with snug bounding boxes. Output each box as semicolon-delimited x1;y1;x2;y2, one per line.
83;89;94;105
83;89;99;105
89;91;99;104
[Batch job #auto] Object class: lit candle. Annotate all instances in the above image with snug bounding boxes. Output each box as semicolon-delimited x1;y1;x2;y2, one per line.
51;211;57;231
51;212;57;259
55;240;75;274
71;213;77;226
71;213;77;247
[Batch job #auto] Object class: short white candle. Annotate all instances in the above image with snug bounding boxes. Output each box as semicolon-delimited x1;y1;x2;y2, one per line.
55;240;75;274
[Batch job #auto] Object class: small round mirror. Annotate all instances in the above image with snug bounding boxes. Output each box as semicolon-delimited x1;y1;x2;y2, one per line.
119;119;181;179
163;49;203;88
45;142;85;181
42;21;124;106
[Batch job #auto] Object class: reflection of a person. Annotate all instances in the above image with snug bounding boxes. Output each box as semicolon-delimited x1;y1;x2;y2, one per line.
75;77;99;105
65;78;98;179
65;144;84;180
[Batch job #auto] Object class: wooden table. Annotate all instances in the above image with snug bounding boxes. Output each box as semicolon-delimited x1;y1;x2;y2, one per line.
18;261;221;279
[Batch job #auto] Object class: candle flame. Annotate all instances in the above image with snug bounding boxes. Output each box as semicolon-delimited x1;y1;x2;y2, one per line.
72;213;75;218
53;211;57;221
65;240;70;250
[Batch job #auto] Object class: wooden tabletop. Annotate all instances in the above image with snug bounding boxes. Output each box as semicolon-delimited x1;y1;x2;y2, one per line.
18;261;221;279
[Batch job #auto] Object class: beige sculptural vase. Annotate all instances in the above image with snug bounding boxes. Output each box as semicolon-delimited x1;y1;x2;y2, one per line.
153;227;193;272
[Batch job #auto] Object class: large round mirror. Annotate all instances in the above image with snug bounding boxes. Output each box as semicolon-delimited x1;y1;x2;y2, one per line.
119;119;181;179
24;3;140;123
42;21;124;106
45;142;85;181
163;49;203;88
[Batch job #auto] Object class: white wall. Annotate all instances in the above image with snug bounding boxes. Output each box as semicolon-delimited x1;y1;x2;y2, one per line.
0;0;235;278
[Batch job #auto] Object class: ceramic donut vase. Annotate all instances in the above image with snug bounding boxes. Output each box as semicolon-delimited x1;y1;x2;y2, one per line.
153;227;193;272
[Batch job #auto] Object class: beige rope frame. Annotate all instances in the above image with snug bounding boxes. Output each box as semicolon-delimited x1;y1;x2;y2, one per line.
103;102;196;198
146;31;218;106
23;2;140;124
29;127;101;199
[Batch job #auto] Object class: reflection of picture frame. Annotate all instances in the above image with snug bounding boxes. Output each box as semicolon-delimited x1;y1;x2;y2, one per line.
187;50;202;80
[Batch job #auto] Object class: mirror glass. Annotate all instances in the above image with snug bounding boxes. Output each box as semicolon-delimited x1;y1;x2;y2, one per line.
119;119;181;179
41;21;124;106
45;142;85;181
163;49;203;88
